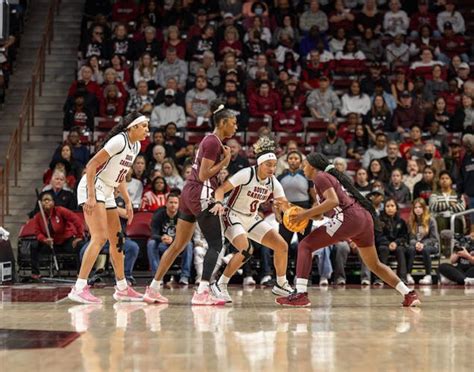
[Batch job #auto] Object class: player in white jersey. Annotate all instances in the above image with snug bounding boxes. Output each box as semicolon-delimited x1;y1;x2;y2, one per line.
69;112;149;304
209;137;294;303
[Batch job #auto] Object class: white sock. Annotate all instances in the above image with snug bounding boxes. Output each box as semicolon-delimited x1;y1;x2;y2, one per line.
396;281;411;296
218;275;230;286
277;275;287;287
296;278;308;293
75;278;88;291
116;278;128;291
198;280;209;293
150;279;162;290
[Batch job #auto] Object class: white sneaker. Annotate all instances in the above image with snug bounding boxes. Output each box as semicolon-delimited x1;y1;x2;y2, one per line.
336;278;346;285
407;274;415;285
272;281;294;296
319;277;329;286
210;282;232;303
464;277;474;286
243;276;256;286
440;275;455;285
361;279;371;286
419;275;432;285
260;275;272;285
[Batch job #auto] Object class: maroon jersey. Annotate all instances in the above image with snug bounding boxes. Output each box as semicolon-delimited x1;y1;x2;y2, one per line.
189;134;223;191
312;172;356;218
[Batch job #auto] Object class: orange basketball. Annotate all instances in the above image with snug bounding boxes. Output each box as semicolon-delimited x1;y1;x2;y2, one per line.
283;206;309;233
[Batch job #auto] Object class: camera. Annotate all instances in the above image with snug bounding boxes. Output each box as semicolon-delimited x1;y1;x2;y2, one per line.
453;234;474;253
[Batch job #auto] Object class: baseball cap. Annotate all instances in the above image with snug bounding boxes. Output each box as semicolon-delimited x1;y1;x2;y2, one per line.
165;89;176;96
223;13;233;18
459;62;470;70
368;187;385;198
401;90;411;98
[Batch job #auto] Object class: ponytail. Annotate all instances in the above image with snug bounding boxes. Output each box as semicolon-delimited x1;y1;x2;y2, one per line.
99;111;143;150
307;153;383;231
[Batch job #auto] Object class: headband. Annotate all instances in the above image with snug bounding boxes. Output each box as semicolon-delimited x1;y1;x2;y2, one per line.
213;104;225;114
127;115;149;129
257;152;277;165
324;164;335;172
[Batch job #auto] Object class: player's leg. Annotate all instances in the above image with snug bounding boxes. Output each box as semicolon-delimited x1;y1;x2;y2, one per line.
358;244;421;307
69;202;108;304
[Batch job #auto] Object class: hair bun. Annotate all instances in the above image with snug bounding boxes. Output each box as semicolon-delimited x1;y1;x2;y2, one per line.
253;136;276;156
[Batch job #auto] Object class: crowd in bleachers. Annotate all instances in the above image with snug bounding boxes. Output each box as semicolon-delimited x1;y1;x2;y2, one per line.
21;0;474;286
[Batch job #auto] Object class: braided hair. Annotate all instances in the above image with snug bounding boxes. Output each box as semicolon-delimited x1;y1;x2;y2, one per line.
99;111;144;150
307;153;383;232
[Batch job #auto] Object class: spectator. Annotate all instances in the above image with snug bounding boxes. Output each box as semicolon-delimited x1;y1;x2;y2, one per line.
80;24;112;61
133;53;157;90
328;0;355;32
438;241;474;285
410;49;444;81
301;50;330;91
424;96;451;130
458;134;474;238
437;0;466;35
412;76;434;113
156;48;188;91
243;28;270;62
440;78;462;115
187;9;209;40
150;89;186;129
358;28;383;62
162;25;187;60
429;170;466;234
189;51;220;90
328;27;346;55
63;94;94;132
364;95;393;140
409;24;440;57
147;193;193;285
408;198;440;285
347;124;370;161
59;129;89;167
247;53;276;81
403;159;423;194
315;122;347;160
452;94;474;134
52;143;83;184
354;168;371;196
413;165;436;203
80;192;139;284
101;68;128;101
188;24;218;63
362;133;387;169
163;122;188;165
391;68;414;105
99;84;125;119
30;191;84;280
249;80;281;121
341;80;371;116
226;139;250;176
185;76;217;121
379;198;410;285
111;0;138;24
131;154;149;189
126;80;154;114
437;22;469;64
381;141;408;176
400;125;425;160
147;144;166;174
161;159;184;191
111;24;134;61
218;26;243;59
273;96;303;133
134;26;161;60
141;176;169;212
125;170;143;210
299;0;328;34
422;142;445;176
332;241;371;285
368;158;390;185
368;181;386;214
426;121;449;155
386;34;410;68
372;82;397;114
356;0;383;35
383;0;409;37
386;168;412;206
154;77;186;108
392;92;424;135
306;76;341;121
334;39;366;76
43;158;77;190
273;14;300;48
69;65;101;98
361;63;391;96
409;0;437;37
275;140;304;176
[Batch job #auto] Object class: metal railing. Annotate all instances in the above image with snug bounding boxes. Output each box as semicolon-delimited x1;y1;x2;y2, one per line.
0;0;60;226
450;209;474;254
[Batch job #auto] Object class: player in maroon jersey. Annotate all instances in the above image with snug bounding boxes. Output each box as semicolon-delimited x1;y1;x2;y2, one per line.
276;153;420;307
144;101;238;305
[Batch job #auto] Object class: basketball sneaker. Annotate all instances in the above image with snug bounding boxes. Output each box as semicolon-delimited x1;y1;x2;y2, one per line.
143;286;169;304
113;286;145;302
210;282;232;303
272;281;294;296
402;291;421;307
275;292;311;307
68;285;102;304
191;289;226;306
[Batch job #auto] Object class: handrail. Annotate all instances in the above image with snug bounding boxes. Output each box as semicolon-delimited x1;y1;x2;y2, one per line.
450;208;474;254
0;0;60;224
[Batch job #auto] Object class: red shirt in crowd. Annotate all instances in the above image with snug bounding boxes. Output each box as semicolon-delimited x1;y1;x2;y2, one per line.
33;206;84;245
273;109;303;133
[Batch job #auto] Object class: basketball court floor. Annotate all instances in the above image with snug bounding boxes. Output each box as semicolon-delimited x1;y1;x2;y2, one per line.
1;285;473;371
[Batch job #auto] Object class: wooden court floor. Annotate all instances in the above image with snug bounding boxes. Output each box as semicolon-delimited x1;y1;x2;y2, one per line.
1;285;473;372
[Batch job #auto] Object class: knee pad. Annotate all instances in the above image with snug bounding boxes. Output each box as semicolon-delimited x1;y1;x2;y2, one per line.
116;231;125;253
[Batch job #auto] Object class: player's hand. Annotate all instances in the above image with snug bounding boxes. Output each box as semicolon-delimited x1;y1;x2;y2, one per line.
289;210;307;225
210;202;225;216
84;197;97;215
126;202;134;225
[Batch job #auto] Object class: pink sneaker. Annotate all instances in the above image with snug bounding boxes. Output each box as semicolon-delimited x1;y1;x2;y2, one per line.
191;289;226;306
68;285;102;304
143;286;169;304
113;286;145;302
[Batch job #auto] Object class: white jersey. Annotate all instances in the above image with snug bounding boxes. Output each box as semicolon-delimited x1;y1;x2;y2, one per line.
226;166;285;216
96;132;140;187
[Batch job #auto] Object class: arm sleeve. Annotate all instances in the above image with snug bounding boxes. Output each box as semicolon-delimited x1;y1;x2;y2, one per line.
228;167;252;188
103;134;126;156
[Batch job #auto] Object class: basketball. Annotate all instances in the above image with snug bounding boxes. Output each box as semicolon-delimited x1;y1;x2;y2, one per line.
283;206;309;233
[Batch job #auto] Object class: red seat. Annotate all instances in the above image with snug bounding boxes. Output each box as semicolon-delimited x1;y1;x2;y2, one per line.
248;118;269;131
347;159;360;172
18;219;36;239
277;133;305;146
186;120;211;132
306;133;326;146
399;207;411;223
95;118;117;131
126;212;153;238
186;133;206;145
304;118;328;132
